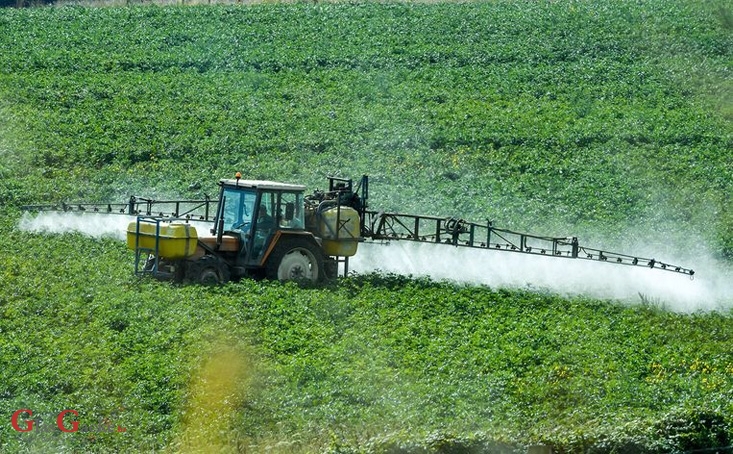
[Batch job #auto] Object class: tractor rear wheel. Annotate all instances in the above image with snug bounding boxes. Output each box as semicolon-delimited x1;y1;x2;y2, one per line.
187;255;230;285
266;238;324;282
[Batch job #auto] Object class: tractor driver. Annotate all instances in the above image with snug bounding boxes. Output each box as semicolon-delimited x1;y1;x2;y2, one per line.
231;204;274;235
256;204;275;232
249;204;276;259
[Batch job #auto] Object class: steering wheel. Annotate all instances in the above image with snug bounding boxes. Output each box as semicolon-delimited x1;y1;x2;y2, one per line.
231;220;251;231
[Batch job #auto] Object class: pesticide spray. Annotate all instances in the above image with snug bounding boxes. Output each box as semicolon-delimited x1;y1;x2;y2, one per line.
350;240;733;313
19;211;136;241
18;211;732;312
18;211;213;241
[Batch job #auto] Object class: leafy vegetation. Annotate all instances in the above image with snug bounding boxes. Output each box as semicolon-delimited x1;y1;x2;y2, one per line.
1;0;732;452
1;1;731;245
2;214;733;452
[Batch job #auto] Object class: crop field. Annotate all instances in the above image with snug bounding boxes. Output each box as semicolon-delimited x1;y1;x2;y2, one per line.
1;0;733;452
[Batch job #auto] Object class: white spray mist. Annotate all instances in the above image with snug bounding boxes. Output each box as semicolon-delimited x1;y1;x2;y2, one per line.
350;240;733;313
19;212;137;241
18;212;213;241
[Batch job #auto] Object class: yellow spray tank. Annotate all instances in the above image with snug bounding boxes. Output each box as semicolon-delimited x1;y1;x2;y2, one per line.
317;205;360;257
126;220;198;259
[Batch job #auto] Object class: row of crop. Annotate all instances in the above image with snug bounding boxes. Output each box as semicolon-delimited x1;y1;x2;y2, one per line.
6;62;728;169
2;1;730;74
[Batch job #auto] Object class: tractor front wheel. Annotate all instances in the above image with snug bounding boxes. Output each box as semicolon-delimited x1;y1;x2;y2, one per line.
266;238;324;282
187;255;230;285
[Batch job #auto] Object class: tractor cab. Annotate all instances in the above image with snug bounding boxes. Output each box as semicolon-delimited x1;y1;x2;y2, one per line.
213;176;307;267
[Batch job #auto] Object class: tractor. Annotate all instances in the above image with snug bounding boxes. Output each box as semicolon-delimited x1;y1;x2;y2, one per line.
127;174;364;284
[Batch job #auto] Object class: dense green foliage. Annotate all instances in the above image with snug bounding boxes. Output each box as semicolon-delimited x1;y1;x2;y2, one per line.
2;213;733;452
1;0;732;452
1;0;731;247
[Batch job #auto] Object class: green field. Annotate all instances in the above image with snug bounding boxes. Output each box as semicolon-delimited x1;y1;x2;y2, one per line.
1;1;733;452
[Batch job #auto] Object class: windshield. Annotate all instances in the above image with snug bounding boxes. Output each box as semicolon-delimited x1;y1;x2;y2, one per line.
221;187;257;231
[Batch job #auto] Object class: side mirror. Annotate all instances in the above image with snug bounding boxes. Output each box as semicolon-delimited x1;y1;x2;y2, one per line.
285;202;295;221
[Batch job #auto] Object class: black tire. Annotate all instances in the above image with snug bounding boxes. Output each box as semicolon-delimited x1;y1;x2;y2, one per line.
173;261;186;283
323;257;339;280
265;238;325;282
186;255;230;285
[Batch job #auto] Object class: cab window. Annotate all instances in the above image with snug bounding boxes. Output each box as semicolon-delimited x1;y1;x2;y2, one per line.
279;192;304;229
222;187;257;231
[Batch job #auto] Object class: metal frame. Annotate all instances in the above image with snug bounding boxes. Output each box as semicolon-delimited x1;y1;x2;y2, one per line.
133;216;166;278
361;210;694;276
23;196;217;221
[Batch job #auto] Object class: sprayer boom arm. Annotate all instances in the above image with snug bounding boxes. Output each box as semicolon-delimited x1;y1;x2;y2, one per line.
361;210;694;276
22;196;217;222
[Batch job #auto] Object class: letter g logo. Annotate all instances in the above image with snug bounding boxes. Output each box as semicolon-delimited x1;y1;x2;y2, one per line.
11;409;34;432
57;410;79;433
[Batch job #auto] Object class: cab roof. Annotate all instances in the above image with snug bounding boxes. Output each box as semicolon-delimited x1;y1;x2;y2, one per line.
220;179;307;192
